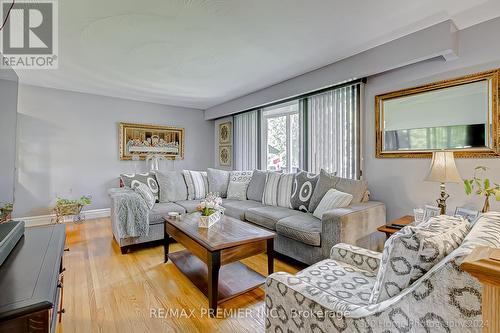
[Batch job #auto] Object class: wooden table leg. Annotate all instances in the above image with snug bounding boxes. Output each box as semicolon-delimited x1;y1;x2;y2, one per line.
164;223;170;263
267;238;274;275
207;251;221;317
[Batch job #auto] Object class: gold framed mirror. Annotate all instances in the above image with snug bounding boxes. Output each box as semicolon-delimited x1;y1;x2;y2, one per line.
375;70;499;158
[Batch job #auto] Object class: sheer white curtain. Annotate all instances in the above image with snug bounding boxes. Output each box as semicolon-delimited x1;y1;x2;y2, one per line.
233;110;259;170
307;83;362;179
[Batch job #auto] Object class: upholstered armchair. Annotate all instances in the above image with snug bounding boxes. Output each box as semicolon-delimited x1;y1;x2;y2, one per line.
265;213;500;333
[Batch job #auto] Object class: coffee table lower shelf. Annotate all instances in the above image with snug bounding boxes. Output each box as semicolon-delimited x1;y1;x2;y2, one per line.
168;249;266;305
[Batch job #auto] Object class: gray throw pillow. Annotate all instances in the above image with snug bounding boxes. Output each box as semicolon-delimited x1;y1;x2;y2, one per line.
120;172;159;202
155;171;188;202
290;171;319;212
335;177;368;204
309;169;340;212
207;168;230;197
247;170;267;201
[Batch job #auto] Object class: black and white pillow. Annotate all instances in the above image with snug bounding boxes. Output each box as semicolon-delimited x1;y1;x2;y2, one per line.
120;172;159;202
370;215;470;303
290;171;319;212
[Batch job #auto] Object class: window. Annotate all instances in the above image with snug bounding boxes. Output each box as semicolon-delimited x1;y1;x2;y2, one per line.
262;101;301;173
232;80;363;177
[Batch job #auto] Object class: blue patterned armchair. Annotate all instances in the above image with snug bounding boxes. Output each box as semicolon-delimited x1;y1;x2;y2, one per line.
265;212;500;332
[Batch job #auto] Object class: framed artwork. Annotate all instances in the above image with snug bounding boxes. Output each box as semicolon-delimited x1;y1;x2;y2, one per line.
219;145;232;166
424;205;441;220
454;207;480;223
219;122;231;144
119;122;185;160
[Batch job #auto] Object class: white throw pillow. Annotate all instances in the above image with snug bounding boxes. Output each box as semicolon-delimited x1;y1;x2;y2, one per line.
226;181;249;201
183;170;208;199
134;182;156;209
313;189;353;219
262;172;281;206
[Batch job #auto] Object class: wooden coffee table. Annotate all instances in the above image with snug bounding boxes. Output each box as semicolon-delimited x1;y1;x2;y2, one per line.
164;213;276;315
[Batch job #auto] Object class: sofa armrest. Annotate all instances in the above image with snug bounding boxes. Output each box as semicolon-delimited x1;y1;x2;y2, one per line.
321;201;386;256
330;243;381;273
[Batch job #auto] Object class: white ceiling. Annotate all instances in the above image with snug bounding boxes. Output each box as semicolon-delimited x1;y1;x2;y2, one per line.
14;0;500;109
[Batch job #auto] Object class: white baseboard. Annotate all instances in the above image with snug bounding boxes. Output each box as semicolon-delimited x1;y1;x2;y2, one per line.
18;208;111;227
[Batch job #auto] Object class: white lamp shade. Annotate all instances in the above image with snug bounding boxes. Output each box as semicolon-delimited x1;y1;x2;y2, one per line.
425;151;462;183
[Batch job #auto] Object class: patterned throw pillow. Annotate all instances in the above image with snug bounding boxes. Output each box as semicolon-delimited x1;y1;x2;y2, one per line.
277;173;294;208
226;181;249;201
312;189;353;219
369;215;470;303
290;171;319;212
230;170;253;183
182;170;209;200
120;172;159;202
262;172;281;206
134;182;156;209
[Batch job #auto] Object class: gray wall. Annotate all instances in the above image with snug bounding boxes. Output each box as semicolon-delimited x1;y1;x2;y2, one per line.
0;75;18;205
364;17;500;220
15;85;214;217
207;17;500;220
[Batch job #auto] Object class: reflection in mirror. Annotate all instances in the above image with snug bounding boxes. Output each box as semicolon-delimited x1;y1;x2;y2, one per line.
376;70;499;158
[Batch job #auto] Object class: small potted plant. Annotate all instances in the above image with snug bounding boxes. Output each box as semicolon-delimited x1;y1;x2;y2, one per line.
54;196;92;223
463;166;500;213
196;193;223;228
0;203;13;222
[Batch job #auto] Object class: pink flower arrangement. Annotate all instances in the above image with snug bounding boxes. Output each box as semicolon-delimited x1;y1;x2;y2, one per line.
196;193;223;216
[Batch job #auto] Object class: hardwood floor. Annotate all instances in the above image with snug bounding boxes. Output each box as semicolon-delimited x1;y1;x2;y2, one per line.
59;218;302;333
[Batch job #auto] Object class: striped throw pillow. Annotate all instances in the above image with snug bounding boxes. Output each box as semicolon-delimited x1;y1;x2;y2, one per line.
262;172;281;206
183;170;209;200
313;189;353;219
134;182;156;209
277;173;294;208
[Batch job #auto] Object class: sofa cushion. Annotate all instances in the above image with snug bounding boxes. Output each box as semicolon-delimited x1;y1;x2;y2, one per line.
183;170;208;200
296;258;376;306
276;213;321;246
222;199;264;220
309;169;339;212
207;168;230;197
262;172;281;206
277;173;294;208
290;171;319;212
312;189;353;219
174;200;200;213
245;206;301;230
155;171;188;202
149;202;185;224
335;177;368;204
370;215;470;303
226;181;249;200
230;170;253;183
247;170;267;201
120;172;159;202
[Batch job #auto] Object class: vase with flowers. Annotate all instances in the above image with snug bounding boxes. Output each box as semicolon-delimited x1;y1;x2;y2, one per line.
463;166;500;213
196;193;224;228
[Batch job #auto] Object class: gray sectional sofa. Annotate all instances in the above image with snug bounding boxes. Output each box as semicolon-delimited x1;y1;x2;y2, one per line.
110;169;386;265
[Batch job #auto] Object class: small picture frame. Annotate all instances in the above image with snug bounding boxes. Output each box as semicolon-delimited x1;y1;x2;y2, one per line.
454;207;480;223
413;208;425;224
424;205;441;220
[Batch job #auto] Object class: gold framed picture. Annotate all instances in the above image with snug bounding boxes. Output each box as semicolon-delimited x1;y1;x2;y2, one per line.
219;122;231;144
219;145;232;166
119;122;185;160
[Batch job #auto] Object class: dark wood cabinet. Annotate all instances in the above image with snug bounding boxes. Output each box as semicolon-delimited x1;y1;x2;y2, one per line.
0;224;66;333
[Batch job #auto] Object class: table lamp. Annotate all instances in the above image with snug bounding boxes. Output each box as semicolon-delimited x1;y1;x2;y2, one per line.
425;151;462;214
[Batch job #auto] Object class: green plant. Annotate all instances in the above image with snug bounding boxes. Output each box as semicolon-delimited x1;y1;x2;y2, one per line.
464;166;500;212
56;195;92;207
